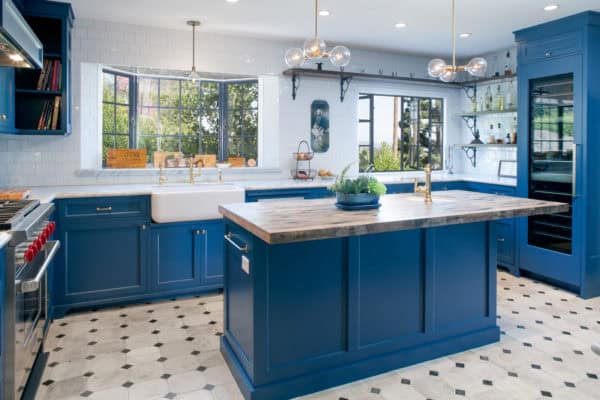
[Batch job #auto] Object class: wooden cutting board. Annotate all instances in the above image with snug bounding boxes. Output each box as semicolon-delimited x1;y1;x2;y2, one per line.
0;189;31;200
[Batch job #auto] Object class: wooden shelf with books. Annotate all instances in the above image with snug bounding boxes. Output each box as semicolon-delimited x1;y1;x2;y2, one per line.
12;1;73;136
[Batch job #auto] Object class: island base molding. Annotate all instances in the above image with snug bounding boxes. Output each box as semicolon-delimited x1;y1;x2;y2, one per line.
222;326;500;400
221;220;501;400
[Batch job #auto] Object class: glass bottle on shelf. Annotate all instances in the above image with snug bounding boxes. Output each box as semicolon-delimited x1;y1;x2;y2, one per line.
505;80;514;109
485;86;493;111
471;94;477;113
495;85;505;111
511;116;517;144
488;124;495;144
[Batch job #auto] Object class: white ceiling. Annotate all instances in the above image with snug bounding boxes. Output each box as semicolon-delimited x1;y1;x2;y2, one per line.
61;0;600;57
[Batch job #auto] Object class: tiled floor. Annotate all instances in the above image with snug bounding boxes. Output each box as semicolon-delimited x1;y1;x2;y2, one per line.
36;271;600;400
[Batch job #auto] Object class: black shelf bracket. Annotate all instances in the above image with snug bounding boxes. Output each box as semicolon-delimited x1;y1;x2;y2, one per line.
461;115;477;137
461;146;477;168
291;71;300;100
462;84;476;103
340;73;353;103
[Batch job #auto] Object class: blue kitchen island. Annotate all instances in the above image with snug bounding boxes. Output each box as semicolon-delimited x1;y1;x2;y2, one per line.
218;190;567;400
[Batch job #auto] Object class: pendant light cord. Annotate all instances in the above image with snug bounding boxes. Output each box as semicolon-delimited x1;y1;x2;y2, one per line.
451;0;456;68
192;24;196;71
314;0;319;39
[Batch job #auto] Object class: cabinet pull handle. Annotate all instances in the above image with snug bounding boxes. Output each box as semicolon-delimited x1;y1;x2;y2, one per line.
195;230;207;235
96;207;112;212
141;224;146;230
572;143;577;198
224;233;249;253
0;114;6;120
497;237;505;242
545;51;552;57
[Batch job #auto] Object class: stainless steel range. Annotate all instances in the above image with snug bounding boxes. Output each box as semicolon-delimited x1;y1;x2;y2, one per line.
1;200;59;399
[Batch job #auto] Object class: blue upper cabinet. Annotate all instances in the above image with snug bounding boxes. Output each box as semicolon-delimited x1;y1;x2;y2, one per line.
515;11;600;298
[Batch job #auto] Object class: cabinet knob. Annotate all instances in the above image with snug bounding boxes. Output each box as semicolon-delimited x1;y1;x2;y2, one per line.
497;237;505;242
196;230;207;235
141;224;147;230
0;114;6;120
545;51;552;57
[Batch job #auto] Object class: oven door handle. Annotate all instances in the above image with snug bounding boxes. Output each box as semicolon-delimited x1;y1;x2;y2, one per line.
20;240;60;294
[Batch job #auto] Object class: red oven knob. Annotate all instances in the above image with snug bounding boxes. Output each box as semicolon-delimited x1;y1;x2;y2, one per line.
39;232;47;245
49;222;56;234
33;239;42;252
25;248;35;263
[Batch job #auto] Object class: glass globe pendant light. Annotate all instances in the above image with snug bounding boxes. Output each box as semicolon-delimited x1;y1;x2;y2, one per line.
428;0;487;82
187;20;202;82
284;0;351;68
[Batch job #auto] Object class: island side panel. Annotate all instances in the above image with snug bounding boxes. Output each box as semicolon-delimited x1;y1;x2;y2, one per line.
221;218;500;400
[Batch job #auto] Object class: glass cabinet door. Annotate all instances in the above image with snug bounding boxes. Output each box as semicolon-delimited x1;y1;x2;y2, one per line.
528;74;574;254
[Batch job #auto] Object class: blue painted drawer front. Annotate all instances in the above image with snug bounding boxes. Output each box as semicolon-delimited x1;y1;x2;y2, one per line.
57;196;150;223
386;181;466;194
150;219;224;292
0;67;15;133
518;32;582;64
53;219;149;306
245;187;332;202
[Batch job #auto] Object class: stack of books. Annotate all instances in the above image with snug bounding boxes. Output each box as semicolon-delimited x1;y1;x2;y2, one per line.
36;96;61;130
36;59;62;91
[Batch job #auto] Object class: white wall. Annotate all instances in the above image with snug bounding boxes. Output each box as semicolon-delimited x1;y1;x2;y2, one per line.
0;18;500;187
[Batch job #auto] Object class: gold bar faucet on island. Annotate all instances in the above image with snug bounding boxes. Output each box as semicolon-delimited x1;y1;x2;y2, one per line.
414;164;433;204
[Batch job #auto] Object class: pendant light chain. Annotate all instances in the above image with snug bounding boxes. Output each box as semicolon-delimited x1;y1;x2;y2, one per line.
314;0;318;40
192;23;196;72
451;0;456;68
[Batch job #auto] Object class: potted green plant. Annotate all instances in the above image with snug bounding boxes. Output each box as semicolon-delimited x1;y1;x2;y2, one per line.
329;163;387;208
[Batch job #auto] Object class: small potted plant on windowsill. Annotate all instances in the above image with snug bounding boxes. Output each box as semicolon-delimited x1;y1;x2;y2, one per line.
329;163;387;210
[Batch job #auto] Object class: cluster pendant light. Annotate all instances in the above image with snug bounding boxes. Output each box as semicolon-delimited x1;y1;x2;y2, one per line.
284;0;351;68
428;0;487;82
187;20;201;82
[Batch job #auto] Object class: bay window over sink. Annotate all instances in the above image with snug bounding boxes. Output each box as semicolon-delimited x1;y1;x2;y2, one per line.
101;67;259;168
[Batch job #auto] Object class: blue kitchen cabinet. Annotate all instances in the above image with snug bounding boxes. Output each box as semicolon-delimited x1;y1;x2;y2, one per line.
0;67;15;133
150;219;224;293
52;196;151;315
465;182;518;274
515;12;600;298
245;187;332;202
0;244;5;392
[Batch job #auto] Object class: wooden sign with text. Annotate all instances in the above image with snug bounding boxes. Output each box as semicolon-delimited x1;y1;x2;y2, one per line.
106;149;147;169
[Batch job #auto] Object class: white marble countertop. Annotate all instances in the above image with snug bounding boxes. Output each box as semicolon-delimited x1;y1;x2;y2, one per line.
21;174;516;204
0;232;11;249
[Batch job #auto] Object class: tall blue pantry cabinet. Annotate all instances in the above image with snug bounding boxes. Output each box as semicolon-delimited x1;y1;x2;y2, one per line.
515;12;600;298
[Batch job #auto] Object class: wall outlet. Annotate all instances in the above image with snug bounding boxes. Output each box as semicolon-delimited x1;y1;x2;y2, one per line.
242;255;250;275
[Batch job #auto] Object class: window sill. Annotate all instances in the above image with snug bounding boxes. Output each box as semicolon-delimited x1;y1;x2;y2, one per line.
76;167;283;178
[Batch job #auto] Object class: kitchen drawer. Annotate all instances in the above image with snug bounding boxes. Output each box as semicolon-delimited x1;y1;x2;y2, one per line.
519;32;582;64
245;188;332;202
57;196;150;223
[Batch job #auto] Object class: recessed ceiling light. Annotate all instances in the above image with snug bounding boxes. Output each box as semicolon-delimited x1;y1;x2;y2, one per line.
319;10;331;16
459;33;472;38
395;22;407;29
544;4;559;11
226;0;239;3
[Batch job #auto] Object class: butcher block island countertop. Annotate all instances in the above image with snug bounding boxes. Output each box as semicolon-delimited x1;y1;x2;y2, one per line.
218;190;569;244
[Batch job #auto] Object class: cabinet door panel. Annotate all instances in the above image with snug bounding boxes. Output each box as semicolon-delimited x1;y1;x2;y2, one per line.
57;222;147;305
202;221;225;286
0;67;15;133
151;224;202;291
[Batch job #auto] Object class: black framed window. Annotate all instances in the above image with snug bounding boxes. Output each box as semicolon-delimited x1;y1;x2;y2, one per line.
358;93;444;172
102;70;259;166
102;72;133;161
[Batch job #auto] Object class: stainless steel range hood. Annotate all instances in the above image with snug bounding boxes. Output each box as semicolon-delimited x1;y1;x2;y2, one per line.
0;0;42;68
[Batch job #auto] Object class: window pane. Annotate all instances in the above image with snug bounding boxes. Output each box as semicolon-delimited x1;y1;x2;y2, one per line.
242;109;258;136
139;78;158;107
160;79;180;107
200;110;219;136
138;107;159;135
242;137;258;161
201;82;219;109
242;82;258;109
116;75;129;104
103;73;114;102
115;134;129;149
115;105;129;134
431;99;443;123
228;111;242;137
200;135;218;155
228;137;242;158
138;135;158;163
181;137;200;158
160;109;179;135
102;103;115;134
160;136;180;153
102;135;114;164
358;96;371;120
181;108;200;136
181;80;200;108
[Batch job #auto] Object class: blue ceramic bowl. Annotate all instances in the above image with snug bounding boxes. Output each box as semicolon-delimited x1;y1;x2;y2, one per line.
336;192;380;206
